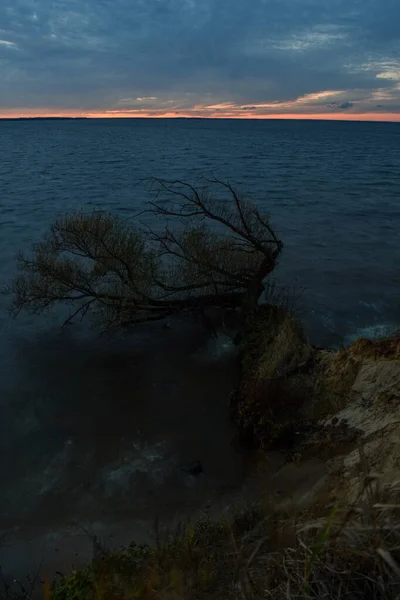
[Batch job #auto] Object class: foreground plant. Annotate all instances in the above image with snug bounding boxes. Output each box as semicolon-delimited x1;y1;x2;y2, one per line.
9;179;283;330
30;476;400;600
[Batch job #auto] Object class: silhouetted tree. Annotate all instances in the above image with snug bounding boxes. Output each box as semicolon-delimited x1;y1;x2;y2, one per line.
10;178;283;330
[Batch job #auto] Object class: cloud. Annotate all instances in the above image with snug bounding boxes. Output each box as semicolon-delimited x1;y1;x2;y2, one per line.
0;39;16;47
338;101;353;109
0;0;400;118
328;100;354;110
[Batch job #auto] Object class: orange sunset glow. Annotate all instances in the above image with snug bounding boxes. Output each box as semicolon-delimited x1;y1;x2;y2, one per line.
2;92;400;122
1;1;400;122
1;110;400;122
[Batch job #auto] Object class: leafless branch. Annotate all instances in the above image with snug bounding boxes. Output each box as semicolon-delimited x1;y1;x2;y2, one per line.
10;179;283;331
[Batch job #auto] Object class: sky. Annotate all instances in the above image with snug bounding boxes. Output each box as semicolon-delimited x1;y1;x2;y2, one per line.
0;0;400;120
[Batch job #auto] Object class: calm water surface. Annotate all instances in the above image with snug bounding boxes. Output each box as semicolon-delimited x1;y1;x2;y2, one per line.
0;118;399;582
2;118;399;344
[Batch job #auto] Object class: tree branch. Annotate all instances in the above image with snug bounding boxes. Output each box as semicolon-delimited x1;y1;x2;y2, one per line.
10;179;283;330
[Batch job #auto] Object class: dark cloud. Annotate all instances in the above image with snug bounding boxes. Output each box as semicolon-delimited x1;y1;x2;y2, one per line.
338;101;354;109
0;0;399;116
328;100;354;110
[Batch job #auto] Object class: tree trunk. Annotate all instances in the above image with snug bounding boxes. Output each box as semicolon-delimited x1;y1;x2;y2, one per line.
242;256;277;314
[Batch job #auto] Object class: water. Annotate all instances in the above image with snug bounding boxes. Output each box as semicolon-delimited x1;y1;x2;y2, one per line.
1;118;399;345
0;118;399;582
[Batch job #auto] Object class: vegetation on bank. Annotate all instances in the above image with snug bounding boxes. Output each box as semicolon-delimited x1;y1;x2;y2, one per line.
3;478;400;600
233;305;314;449
4;180;400;599
52;486;400;600
2;324;399;600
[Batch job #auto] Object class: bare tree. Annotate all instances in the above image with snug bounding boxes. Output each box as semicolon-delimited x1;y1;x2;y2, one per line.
9;178;283;330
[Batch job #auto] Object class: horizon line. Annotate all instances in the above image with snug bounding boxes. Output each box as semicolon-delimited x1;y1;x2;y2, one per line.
1;111;400;123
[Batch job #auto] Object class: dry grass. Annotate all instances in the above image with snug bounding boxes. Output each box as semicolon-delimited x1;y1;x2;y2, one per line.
312;349;361;416
262;467;400;599
349;336;400;360
26;475;399;599
239;305;312;380
3;466;400;599
234;306;314;448
254;313;312;383
312;333;400;419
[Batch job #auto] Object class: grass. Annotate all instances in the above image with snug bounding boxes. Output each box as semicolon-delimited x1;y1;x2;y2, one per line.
2;314;399;599
4;465;400;600
313;332;400;418
233;305;314;449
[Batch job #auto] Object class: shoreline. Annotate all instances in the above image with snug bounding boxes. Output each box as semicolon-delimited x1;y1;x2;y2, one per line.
2;307;399;598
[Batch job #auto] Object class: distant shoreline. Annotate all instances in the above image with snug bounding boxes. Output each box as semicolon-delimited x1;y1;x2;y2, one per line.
0;117;88;121
1;116;399;124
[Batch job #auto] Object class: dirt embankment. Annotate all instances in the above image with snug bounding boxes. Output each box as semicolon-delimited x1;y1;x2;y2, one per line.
234;306;400;512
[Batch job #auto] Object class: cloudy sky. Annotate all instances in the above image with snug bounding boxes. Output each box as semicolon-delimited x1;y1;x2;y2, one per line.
0;0;399;119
